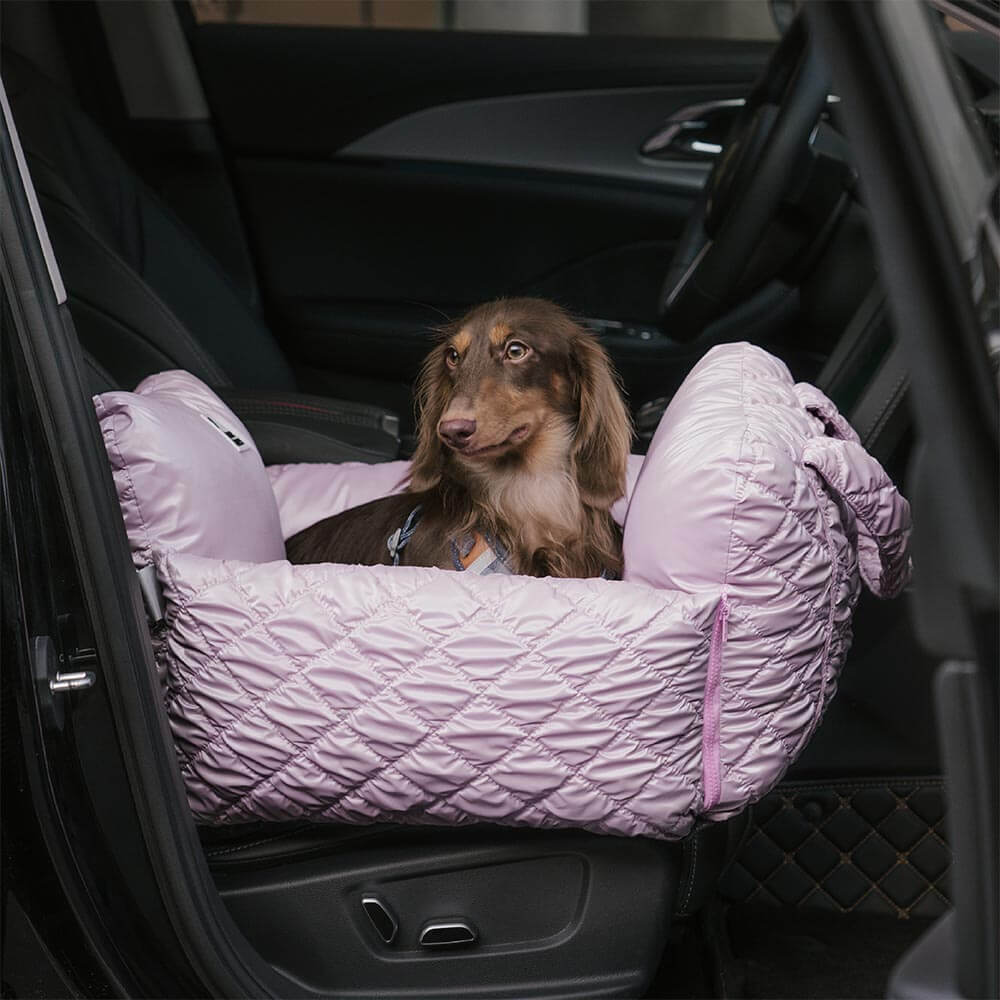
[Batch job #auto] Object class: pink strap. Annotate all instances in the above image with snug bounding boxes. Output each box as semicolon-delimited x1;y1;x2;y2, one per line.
794;382;861;444
795;382;912;600
803;436;912;599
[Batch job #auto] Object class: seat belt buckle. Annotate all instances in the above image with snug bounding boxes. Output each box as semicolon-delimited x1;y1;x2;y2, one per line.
137;563;166;626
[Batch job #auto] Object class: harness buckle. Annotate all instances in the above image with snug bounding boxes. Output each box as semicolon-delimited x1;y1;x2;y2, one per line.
386;528;403;563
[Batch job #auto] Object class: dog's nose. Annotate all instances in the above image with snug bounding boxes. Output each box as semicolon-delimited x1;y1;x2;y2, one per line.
439;418;476;447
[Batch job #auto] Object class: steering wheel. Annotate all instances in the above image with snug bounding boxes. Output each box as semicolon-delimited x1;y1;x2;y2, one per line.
659;17;831;341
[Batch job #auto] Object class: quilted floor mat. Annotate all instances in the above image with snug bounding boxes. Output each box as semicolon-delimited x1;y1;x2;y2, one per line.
717;777;950;919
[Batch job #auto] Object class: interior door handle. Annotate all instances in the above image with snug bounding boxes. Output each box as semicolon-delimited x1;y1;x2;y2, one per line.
641;93;840;161
640;98;746;161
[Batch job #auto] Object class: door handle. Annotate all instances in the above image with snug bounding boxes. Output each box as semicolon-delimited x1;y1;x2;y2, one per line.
640;98;746;161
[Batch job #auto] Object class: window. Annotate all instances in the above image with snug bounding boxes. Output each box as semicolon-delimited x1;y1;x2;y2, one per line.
189;0;779;40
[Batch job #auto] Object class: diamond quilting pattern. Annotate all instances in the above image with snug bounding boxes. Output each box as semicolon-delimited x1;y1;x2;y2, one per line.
161;554;729;838
718;779;950;918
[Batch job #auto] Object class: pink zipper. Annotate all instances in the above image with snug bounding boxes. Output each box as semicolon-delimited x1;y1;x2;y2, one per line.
702;592;729;811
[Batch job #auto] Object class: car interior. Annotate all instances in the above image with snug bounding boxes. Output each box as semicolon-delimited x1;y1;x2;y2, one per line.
1;0;997;996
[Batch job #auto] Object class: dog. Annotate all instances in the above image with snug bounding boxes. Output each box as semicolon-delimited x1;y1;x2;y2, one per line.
285;298;632;579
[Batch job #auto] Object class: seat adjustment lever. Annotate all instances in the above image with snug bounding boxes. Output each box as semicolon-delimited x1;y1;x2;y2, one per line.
361;895;398;945
419;919;478;949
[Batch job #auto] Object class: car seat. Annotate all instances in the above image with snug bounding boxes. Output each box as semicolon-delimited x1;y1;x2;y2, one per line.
2;49;399;464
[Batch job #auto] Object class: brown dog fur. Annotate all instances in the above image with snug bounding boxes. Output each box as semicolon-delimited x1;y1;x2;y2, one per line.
286;298;632;578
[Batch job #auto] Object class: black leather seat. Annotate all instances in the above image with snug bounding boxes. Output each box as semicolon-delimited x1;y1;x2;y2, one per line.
3;51;399;463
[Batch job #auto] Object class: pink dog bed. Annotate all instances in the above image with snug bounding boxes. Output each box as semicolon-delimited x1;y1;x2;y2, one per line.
95;343;911;839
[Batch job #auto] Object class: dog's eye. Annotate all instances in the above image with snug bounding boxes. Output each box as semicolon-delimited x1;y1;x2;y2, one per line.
445;347;460;367
505;341;531;361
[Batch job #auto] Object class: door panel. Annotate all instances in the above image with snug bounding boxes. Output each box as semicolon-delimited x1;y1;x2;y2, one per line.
188;24;773;414
238;158;691;310
191;26;771;155
339;86;720;191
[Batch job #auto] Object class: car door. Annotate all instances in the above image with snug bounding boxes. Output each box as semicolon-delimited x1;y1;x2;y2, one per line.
177;1;777;426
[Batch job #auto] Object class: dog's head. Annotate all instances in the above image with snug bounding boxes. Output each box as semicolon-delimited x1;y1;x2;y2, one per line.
410;298;632;510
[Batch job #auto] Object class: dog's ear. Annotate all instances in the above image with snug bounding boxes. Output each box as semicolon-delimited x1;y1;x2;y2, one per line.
570;330;632;510
409;341;451;491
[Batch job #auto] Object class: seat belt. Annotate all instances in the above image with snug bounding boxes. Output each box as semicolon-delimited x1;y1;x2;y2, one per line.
817;284;893;407
849;341;910;459
816;281;909;463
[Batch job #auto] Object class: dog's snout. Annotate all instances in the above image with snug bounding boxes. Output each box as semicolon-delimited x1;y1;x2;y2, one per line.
439;418;477;447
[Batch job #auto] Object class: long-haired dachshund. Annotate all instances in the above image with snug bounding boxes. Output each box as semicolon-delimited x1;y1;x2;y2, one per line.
286;298;632;578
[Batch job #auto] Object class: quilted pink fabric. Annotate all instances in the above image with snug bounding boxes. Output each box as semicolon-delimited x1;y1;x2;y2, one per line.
159;556;715;837
143;343;911;839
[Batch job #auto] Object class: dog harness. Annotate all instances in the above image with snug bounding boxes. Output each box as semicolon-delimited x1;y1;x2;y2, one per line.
387;506;617;578
387;504;514;575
